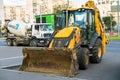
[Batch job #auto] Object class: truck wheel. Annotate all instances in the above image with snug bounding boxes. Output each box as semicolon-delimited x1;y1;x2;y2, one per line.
7;39;12;46
13;39;18;46
30;39;37;47
90;38;102;63
77;48;89;70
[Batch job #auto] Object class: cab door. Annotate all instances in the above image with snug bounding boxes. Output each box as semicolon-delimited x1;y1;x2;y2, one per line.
88;10;95;40
32;25;41;38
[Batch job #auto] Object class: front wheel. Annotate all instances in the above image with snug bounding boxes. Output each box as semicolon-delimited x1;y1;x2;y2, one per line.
13;39;18;46
30;39;37;47
77;48;89;70
90;38;103;63
6;39;12;46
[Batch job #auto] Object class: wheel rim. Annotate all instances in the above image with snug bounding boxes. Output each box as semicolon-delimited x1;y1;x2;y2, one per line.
8;41;11;45
13;41;16;46
30;41;37;47
98;45;102;58
7;40;11;46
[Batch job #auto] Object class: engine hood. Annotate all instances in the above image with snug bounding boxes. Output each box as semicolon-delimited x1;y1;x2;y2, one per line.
54;26;80;38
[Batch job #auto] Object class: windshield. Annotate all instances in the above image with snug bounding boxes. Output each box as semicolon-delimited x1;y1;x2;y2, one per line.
61;10;87;28
39;24;54;31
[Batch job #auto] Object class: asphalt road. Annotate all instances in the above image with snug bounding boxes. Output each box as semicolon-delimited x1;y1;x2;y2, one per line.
0;38;120;80
76;41;120;80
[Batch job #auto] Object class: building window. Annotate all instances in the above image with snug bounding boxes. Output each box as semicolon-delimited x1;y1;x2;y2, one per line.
33;3;37;6
102;1;105;4
98;2;101;5
33;9;37;12
106;1;109;3
103;11;105;14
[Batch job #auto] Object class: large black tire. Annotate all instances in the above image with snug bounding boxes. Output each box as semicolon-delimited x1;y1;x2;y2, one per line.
30;39;37;47
13;39;18;46
77;48;89;70
6;39;12;46
90;38;102;63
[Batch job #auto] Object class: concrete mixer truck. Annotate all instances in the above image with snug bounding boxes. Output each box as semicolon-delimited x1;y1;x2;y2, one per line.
6;20;54;47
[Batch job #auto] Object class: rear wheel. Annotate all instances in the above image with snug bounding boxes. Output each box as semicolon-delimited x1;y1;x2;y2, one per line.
13;39;18;46
77;48;89;70
90;38;102;63
6;39;12;46
30;39;37;47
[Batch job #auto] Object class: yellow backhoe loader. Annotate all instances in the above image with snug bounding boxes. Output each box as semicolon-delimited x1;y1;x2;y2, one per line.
20;1;108;77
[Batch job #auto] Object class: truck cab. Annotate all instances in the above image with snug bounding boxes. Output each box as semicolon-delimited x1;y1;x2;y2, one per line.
28;23;54;47
31;23;54;38
6;22;54;47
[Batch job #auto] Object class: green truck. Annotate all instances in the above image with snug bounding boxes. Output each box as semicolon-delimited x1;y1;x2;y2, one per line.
35;14;61;30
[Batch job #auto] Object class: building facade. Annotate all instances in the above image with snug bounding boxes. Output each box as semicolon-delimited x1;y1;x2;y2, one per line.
0;0;5;27
3;0;74;23
96;0;119;23
25;0;68;23
4;6;26;22
97;0;111;17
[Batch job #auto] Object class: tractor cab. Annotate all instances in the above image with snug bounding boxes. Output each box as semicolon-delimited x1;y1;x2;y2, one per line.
61;8;96;41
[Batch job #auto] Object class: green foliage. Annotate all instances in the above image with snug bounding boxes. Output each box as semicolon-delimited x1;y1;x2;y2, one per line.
53;4;67;13
112;21;116;28
102;16;116;31
108;35;120;40
53;3;72;14
103;17;110;29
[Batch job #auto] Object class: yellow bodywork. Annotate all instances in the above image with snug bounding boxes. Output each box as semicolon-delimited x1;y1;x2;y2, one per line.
54;27;75;38
20;0;108;77
49;27;81;49
63;0;108;54
20;27;80;77
85;1;108;54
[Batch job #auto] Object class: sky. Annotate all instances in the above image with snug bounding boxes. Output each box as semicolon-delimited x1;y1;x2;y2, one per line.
4;0;26;6
3;0;97;7
70;0;97;7
70;0;97;5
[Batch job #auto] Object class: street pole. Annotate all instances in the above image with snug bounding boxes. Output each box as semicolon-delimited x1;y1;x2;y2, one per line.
67;0;69;9
66;0;69;27
38;0;42;23
26;14;30;22
117;0;119;35
40;4;42;23
110;2;113;32
110;14;112;32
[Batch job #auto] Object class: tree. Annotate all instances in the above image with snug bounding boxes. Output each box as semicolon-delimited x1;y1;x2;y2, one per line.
53;3;72;14
102;16;116;31
53;4;67;13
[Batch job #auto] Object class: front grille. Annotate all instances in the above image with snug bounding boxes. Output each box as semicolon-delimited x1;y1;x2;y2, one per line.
44;33;51;37
53;38;68;47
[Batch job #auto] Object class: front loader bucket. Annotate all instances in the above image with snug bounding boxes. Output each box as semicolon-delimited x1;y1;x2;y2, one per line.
20;47;79;77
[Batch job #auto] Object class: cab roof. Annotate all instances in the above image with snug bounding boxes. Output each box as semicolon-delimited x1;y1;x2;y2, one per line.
62;7;94;12
30;23;52;25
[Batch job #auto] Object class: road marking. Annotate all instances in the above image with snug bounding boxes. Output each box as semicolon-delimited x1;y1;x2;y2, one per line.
0;56;23;61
